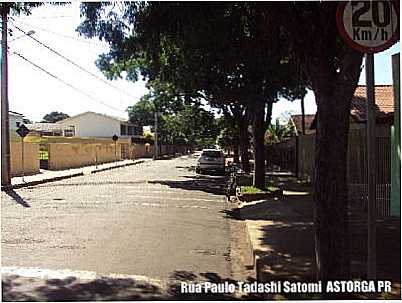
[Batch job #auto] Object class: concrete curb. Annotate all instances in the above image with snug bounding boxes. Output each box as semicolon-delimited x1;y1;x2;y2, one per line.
232;199;259;281
243;220;256;270
243;220;264;282
2;160;147;191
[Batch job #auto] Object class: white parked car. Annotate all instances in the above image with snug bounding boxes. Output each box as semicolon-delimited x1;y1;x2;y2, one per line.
196;149;225;174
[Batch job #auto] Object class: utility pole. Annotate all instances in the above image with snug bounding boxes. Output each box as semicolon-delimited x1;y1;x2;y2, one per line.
1;4;11;188
154;111;158;159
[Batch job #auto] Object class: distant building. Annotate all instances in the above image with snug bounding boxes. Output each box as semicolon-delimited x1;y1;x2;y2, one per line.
350;85;394;127
56;111;142;138
25;123;75;137
9;111;24;130
289;114;316;136
289;85;394;135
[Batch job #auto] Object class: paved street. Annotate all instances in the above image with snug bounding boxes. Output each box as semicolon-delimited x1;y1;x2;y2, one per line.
1;154;252;300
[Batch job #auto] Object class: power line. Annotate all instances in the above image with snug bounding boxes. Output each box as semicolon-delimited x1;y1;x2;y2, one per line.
11;50;126;114
10;18;106;48
10;23;138;100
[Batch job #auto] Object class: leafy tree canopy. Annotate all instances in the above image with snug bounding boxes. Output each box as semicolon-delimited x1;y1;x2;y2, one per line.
41;111;70;123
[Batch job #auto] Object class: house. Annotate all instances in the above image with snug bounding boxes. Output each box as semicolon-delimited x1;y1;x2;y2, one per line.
56;111;142;138
349;85;394;126
9;111;24;130
289;114;316;135
289;85;394;135
25;123;75;137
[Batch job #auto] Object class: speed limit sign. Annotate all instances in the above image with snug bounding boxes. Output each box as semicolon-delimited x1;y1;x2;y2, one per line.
336;1;399;53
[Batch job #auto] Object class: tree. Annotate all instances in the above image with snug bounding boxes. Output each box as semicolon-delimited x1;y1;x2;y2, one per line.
78;2;305;189
265;118;293;145
216;126;239;161
127;98;155;126
265;2;365;281
161;104;220;148
41;111;70;123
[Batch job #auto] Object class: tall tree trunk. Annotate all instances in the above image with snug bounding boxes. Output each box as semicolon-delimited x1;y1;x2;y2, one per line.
238;120;250;173
314;89;351;281
233;144;240;164
301;95;306;135
310;51;363;281
251;107;267;190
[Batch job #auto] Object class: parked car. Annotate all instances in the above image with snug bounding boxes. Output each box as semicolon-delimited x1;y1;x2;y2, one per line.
196;149;225;174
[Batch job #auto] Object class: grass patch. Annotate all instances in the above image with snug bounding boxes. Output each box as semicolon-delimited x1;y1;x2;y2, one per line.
240;185;280;194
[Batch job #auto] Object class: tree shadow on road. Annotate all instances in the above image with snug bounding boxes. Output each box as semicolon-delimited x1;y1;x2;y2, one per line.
2;270;263;301
2;274;166;301
3;189;31;208
149;174;228;196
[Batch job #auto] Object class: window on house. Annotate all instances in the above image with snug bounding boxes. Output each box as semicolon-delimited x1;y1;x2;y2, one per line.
121;124;128;136
64;126;75;137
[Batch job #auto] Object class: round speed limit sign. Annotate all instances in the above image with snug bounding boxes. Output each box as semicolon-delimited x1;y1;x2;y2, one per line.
336;1;399;53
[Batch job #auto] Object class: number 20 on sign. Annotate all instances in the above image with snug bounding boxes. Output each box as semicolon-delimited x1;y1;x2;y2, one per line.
336;1;399;53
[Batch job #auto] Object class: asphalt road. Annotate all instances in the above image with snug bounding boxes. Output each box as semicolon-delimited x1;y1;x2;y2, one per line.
1;154;252;300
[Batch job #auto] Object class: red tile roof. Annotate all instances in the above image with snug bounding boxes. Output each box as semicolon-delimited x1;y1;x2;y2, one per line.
290;114;316;135
350;85;394;122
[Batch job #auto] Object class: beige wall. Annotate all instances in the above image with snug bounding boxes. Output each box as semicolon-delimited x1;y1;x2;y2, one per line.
132;143;154;158
47;143;122;170
44;140;189;171
10;142;40;176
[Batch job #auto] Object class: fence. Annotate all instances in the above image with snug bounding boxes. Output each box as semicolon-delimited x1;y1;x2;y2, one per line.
266;137;297;172
347;127;391;217
295;126;392;217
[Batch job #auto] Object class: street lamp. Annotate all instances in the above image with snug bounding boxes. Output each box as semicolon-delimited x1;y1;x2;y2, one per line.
9;30;35;42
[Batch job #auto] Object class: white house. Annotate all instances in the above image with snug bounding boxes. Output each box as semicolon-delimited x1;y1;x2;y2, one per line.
56;111;141;138
9;111;24;130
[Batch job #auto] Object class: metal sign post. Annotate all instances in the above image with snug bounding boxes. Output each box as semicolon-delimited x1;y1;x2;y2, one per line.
365;53;376;279
112;135;119;165
336;0;399;280
16;124;30;183
21;136;25;182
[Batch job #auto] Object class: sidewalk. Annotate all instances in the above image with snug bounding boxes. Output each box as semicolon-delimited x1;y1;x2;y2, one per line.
7;158;152;190
236;176;401;299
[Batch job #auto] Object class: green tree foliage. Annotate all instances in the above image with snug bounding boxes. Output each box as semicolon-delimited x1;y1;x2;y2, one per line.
78;2;305;189
265;118;293;145
41;111;70;123
217;127;238;151
127;98;155;127
1;3;42;16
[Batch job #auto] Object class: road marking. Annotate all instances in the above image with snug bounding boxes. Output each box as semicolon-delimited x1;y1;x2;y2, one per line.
1;266;162;285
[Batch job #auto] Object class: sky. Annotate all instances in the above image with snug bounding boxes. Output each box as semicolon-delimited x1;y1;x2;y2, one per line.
8;3;148;122
5;3;401;123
